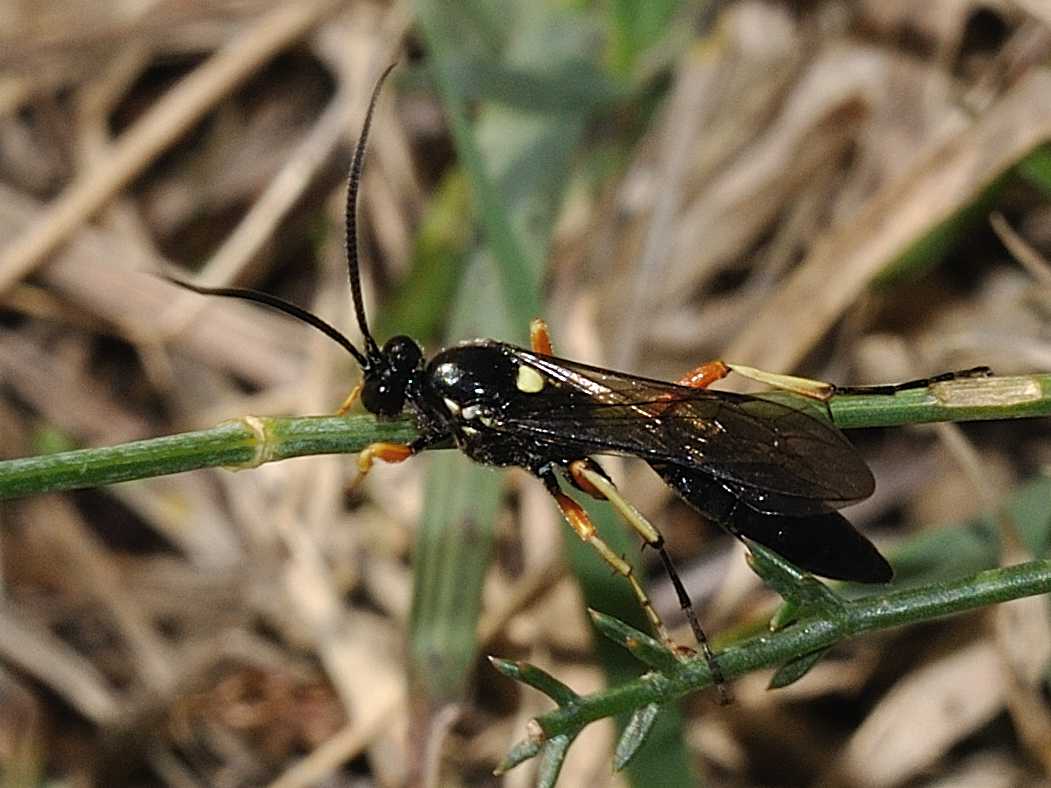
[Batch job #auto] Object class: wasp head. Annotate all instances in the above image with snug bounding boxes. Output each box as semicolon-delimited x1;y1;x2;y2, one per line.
360;335;424;417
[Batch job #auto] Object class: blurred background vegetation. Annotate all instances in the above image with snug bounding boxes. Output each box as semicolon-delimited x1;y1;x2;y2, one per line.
1;0;1051;785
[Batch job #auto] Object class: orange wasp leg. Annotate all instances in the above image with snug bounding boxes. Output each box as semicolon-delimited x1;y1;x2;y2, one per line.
529;318;553;355
340;384;418;490
355;441;413;480
675;360;732;390
539;471;680;653
529;317;728;689
677;358;837;400
528;321;682;649
568;459;728;693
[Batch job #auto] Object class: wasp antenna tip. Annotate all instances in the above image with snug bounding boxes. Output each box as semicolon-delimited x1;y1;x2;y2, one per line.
345;63;398;357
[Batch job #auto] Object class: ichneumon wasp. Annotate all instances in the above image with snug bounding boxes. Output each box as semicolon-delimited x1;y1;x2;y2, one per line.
169;64;990;686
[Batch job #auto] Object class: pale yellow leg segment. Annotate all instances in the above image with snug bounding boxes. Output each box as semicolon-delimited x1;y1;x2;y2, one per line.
567;460;730;692
550;489;676;650
336;382;364;415
724;363;836;400
570;460;662;546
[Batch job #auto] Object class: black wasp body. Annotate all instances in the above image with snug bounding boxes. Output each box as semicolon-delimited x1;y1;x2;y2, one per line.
365;334;892;586
170;63;893;676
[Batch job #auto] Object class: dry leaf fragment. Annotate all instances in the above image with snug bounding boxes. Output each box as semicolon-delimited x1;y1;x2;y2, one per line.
843;640;1006;787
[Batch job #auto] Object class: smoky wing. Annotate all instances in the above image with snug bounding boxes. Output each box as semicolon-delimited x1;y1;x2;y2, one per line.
494;348;874;508
652;461;892;582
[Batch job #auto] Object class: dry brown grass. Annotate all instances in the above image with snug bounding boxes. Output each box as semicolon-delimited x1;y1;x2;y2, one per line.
1;1;1050;786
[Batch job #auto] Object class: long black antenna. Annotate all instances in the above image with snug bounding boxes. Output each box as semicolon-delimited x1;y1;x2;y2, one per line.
346;62;397;359
163;66;399;370
166;278;369;368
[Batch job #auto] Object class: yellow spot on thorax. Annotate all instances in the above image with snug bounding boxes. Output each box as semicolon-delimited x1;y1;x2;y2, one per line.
516;365;545;393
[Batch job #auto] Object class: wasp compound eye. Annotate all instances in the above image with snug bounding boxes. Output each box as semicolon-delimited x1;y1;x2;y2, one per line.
384;335;423;378
361;372;406;417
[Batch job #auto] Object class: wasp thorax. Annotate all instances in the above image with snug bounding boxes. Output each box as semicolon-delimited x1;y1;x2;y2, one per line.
361;335;423;417
427;344;519;419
